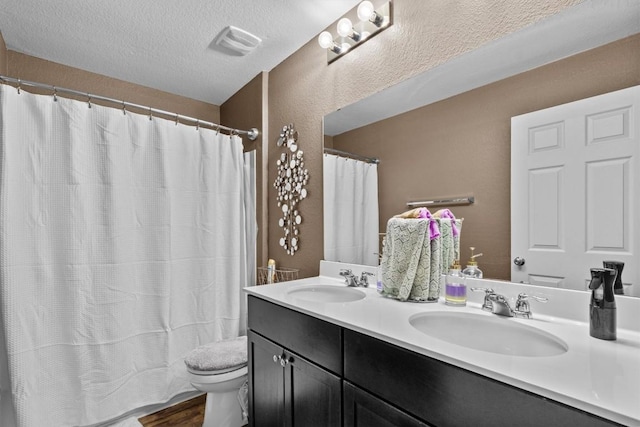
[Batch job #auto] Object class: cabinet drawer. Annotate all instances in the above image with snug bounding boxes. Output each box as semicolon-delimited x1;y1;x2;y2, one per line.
344;329;620;427
248;296;342;375
344;381;431;427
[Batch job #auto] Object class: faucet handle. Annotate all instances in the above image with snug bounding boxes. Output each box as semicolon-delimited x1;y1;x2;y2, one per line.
517;292;548;303
471;287;494;312
514;293;548;318
470;287;494;293
339;269;353;277
359;271;375;287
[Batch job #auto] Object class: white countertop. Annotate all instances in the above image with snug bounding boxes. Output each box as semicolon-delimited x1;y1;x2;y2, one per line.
245;262;640;425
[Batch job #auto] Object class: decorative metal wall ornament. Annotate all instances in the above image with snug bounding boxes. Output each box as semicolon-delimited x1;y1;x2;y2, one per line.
274;124;309;255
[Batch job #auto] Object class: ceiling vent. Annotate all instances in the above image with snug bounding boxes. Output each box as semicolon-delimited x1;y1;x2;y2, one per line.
213;26;262;56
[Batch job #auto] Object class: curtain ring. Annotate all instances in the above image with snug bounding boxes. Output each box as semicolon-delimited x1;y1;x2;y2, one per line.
195;119;199;131
148;107;152;121
175;114;179;126
53;87;58;102
122;100;126;115
87;94;92;109
215;125;220;135
16;79;21;95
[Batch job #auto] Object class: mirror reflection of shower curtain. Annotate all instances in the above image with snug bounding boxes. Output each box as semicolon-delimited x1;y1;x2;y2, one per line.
0;85;255;427
323;153;379;266
241;150;257;335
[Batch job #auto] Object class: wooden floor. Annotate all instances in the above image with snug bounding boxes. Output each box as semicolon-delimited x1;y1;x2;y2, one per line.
138;395;206;427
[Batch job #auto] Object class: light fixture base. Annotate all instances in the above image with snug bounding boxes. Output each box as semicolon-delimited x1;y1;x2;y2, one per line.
326;1;392;64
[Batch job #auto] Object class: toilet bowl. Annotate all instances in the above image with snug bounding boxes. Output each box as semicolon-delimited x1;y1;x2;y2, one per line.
185;336;248;427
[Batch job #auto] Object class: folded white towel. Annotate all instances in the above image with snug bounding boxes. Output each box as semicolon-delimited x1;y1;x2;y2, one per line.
426;234;442;300
438;218;463;276
380;218;463;302
381;218;432;301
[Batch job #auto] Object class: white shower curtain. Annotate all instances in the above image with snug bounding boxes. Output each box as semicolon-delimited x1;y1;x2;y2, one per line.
0;85;255;427
323;153;379;266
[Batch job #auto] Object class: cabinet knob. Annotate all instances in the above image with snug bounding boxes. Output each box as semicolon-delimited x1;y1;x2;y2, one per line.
279;355;293;367
513;257;526;266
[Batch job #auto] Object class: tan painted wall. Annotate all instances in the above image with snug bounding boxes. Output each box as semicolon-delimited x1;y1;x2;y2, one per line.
0;32;7;75
333;34;640;280
221;72;269;267
267;0;582;278
6;51;219;123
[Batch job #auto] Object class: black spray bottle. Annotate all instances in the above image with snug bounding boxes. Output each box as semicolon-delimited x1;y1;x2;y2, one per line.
588;268;617;341
603;260;625;295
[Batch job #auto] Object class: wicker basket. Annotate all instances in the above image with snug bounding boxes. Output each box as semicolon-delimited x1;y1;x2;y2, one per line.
257;266;299;285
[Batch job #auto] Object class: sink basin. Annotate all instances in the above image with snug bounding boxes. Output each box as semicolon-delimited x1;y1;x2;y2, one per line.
286;284;366;303
409;311;568;357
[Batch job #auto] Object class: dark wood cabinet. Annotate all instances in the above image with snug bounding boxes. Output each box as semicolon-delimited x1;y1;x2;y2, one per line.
284;347;341;427
344;329;621;427
344;381;431;427
248;331;286;426
248;297;342;427
248;294;622;427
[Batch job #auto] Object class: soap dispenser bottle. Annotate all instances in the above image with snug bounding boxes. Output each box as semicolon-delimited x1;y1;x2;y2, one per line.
462;247;483;279
588;267;617;341
445;260;466;306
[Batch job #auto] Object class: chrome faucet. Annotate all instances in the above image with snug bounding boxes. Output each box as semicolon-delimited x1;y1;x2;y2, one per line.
471;288;547;318
514;293;549;318
471;287;495;312
359;271;375;287
488;293;515;317
339;269;374;287
340;269;358;286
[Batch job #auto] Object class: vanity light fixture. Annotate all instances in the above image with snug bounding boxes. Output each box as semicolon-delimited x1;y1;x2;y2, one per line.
357;1;386;27
317;1;392;64
337;18;362;42
318;31;343;54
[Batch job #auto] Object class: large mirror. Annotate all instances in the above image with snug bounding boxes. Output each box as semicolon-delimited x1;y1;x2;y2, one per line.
323;2;640;297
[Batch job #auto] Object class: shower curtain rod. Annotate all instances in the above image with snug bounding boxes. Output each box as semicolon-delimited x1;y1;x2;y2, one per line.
324;147;379;164
0;75;259;140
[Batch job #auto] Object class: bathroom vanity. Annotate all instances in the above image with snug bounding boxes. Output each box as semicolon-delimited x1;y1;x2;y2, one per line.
245;262;640;426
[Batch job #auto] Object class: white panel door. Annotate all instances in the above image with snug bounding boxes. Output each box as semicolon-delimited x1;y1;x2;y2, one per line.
511;85;639;296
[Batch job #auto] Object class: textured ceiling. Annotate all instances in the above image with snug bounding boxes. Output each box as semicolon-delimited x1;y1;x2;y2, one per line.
0;0;361;105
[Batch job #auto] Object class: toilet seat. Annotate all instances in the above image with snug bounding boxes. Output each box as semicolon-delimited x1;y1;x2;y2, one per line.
186;365;248;387
187;363;247;376
184;336;248;372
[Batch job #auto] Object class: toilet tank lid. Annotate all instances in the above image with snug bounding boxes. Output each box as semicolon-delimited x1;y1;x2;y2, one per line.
185;335;248;371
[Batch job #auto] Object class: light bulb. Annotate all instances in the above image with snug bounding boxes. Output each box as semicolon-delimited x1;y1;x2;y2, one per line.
357;1;375;22
318;31;334;49
337;18;353;37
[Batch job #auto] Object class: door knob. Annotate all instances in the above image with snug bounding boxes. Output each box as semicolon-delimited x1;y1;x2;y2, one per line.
513;257;525;266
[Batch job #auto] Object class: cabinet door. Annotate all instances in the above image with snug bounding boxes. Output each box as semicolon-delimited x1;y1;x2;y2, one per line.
248;331;286;427
283;350;341;427
248;296;343;374
344;382;430;427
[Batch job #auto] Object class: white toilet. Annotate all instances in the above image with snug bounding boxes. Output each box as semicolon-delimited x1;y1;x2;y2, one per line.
185;336;248;427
